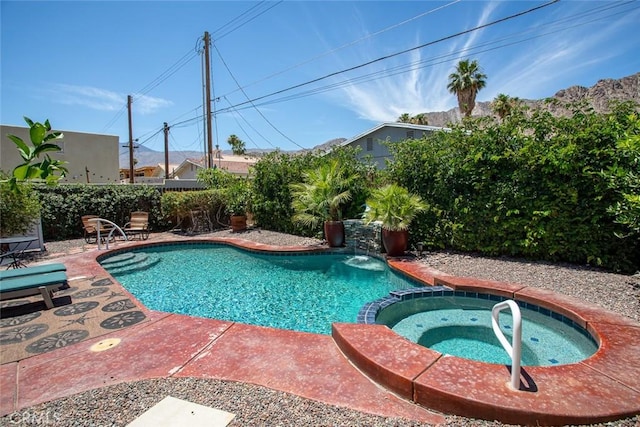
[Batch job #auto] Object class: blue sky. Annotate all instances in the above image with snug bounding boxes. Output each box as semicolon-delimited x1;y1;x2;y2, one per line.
2;1;639;157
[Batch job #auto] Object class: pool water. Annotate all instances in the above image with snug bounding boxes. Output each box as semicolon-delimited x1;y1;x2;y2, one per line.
377;296;598;366
100;244;414;334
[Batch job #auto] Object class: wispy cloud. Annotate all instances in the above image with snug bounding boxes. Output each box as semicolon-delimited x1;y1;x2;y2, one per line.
335;1;503;122
333;1;639;119
337;48;455;123
134;94;173;114
483;2;640;99
49;84;172;114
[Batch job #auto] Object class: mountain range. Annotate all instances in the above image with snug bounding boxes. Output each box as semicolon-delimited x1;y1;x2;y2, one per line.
421;72;639;127
122;72;639;168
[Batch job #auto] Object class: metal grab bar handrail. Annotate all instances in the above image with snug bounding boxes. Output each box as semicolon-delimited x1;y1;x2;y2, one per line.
491;299;522;390
87;218;128;250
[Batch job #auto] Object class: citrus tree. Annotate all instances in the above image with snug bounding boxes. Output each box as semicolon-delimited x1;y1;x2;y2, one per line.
6;117;68;190
1;117;67;236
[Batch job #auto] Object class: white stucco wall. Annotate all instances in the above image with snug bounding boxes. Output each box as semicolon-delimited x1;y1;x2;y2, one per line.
0;125;120;183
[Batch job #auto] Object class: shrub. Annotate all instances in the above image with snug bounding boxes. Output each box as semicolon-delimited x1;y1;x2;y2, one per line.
0;179;41;236
251;147;375;235
35;184;166;240
388;100;640;273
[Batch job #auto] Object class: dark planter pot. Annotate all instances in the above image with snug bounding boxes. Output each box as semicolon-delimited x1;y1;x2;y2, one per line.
382;229;408;256
231;215;247;233
324;221;345;247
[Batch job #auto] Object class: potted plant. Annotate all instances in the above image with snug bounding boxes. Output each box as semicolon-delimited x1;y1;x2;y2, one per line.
225;178;251;232
363;184;427;256
290;160;355;247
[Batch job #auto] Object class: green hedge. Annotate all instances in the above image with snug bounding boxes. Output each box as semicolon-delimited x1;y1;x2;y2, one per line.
35;184;167;240
250;147;375;235
387;101;639;273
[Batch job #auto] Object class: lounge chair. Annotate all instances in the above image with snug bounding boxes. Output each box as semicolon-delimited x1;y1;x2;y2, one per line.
123;211;150;240
81;215;114;244
0;263;66;280
0;271;68;309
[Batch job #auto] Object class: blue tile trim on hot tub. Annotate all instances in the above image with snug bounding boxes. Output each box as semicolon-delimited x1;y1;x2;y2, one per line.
358;286;598;348
357;286;453;325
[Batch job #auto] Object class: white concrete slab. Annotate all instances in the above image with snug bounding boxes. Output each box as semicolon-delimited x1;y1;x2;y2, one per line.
127;396;235;427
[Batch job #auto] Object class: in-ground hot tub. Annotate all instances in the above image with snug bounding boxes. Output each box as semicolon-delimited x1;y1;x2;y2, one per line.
371;288;598;366
333;276;640;426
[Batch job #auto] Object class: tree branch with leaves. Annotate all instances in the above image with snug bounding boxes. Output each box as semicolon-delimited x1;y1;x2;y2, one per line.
5;117;68;192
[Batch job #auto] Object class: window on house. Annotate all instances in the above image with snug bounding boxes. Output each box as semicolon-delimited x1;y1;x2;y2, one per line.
406;131;414;139
366;137;373;151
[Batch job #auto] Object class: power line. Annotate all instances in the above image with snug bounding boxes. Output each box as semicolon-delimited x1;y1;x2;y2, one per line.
101;104;128;133
221;0;462;99
216;0;560;114
102;44;198;133
160;0;633;147
109;2;283;151
211;1;283;42
231;1;639;110
220;96;276;149
213;44;303;149
133;49;198;101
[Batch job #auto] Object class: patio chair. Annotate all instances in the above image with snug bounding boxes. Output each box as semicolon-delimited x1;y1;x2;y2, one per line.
81;215;115;244
123;211;150;240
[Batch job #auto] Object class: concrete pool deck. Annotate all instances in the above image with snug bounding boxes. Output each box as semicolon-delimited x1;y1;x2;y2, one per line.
1;234;639;425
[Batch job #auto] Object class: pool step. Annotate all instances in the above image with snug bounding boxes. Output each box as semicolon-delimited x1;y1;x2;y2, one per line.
102;253;149;269
102;252;161;275
101;252;138;266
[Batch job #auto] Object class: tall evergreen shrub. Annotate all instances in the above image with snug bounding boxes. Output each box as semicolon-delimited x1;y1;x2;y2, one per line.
388;101;639;272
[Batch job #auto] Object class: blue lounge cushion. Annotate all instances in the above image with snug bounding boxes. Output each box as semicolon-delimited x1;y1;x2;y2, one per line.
0;271;68;293
0;263;66;280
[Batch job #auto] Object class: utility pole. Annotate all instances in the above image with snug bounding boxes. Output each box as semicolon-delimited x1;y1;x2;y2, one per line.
127;94;135;184
204;31;214;169
163;122;170;179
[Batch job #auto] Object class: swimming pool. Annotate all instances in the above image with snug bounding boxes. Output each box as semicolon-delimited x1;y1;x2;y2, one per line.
100;243;415;334
371;291;598;366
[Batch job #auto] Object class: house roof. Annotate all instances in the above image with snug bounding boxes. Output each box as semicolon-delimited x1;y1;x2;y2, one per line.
152;163;181;177
340;122;450;147
173;154;257;177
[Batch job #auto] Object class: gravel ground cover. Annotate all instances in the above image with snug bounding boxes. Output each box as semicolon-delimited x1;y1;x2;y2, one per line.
5;229;639;427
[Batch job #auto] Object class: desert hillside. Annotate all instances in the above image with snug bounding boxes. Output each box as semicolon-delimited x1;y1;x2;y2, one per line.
422;72;639;127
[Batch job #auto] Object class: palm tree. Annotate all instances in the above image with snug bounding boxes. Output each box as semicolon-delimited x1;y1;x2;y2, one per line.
492;93;520;119
397;113;428;125
290;160;355;227
447;59;487;118
227;134;246;156
411;113;428;125
290;159;357;247
397;113;412;123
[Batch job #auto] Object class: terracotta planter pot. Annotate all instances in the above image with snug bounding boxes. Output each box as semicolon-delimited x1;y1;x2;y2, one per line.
324;221;345;247
382;229;408;256
230;215;247;233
